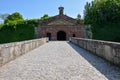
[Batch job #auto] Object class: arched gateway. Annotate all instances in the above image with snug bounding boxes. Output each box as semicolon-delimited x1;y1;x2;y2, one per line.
57;31;66;40
37;6;85;40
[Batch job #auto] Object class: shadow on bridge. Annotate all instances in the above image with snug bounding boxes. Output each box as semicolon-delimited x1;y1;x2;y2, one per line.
67;42;120;80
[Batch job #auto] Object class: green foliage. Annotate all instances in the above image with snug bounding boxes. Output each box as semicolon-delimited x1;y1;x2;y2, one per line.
0;24;4;29
4;12;24;24
0;21;35;43
84;0;120;24
40;14;50;20
0;13;50;44
92;23;120;42
84;0;120;42
27;19;40;27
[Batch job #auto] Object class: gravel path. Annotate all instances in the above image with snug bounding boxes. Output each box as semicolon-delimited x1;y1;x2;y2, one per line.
0;41;120;80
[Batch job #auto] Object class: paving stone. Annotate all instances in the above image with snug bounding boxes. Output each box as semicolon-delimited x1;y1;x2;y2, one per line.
0;41;120;80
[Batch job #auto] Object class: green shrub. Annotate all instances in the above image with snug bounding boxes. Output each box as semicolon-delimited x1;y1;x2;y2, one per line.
92;23;120;42
0;21;35;44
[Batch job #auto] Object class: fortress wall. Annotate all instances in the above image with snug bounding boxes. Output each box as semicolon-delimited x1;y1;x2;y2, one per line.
0;38;48;66
70;37;120;67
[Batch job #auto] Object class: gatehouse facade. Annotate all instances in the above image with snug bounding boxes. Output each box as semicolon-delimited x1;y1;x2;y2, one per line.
37;7;85;40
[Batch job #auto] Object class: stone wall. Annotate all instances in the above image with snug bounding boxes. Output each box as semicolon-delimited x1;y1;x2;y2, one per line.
0;38;48;67
70;37;120;67
38;26;84;40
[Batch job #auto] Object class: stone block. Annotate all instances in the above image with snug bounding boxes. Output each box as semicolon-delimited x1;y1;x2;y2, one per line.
0;57;2;66
2;47;10;64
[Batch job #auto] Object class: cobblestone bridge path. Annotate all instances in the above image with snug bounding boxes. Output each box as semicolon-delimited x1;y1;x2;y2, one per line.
0;41;120;80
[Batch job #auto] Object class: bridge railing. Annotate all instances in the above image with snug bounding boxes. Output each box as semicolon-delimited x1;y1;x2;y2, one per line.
70;37;120;67
0;38;48;67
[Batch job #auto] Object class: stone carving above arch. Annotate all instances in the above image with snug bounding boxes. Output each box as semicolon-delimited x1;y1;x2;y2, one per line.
48;19;75;26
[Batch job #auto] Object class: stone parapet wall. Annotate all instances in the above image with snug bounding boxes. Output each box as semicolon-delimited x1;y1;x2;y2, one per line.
70;37;120;67
0;38;48;66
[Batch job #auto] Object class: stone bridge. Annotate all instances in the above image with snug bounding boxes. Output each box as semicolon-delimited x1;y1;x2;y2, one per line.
0;38;120;80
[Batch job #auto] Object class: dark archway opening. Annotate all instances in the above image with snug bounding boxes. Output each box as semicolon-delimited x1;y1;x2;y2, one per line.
57;31;66;40
47;33;51;40
73;34;76;37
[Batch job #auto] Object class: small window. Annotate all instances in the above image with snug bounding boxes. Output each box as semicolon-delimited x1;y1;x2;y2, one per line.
47;33;51;40
73;34;76;37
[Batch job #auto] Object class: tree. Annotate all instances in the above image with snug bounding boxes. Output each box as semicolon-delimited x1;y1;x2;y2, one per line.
4;12;24;23
84;0;120;24
40;14;50;20
84;0;120;42
0;13;51;43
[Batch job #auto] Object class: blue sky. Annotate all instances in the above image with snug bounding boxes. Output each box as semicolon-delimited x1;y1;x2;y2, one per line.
0;0;92;20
